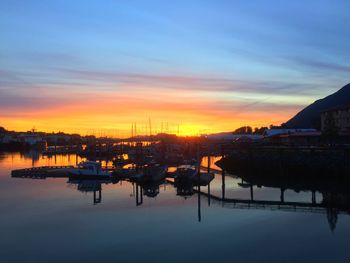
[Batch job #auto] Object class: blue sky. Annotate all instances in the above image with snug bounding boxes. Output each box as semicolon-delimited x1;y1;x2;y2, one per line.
0;0;349;135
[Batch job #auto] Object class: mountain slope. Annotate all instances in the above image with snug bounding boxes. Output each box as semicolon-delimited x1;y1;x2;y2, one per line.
285;83;350;129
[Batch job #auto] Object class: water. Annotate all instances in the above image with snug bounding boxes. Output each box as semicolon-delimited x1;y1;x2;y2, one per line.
1;152;350;263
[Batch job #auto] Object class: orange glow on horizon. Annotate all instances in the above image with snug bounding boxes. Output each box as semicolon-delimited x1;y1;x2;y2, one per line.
0;85;301;137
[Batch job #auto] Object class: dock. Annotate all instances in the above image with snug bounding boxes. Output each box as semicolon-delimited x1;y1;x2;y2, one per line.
11;166;74;178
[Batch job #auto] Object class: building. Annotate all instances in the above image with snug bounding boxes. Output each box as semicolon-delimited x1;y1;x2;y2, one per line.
202;132;263;141
321;104;350;134
263;128;317;137
263;128;321;145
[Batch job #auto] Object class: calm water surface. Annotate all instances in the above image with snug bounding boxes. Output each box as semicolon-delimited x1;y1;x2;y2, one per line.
1;152;350;263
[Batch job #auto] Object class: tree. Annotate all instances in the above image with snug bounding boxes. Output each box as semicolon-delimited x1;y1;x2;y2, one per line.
254;126;268;135
233;126;253;134
269;124;282;129
0;127;6;134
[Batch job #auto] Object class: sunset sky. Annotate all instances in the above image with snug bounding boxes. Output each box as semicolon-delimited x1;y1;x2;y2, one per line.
1;0;349;137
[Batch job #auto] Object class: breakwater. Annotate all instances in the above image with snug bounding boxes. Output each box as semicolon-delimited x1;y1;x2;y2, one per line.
217;146;350;177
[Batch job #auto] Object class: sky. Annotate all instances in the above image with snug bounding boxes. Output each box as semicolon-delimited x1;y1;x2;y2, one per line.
0;0;349;137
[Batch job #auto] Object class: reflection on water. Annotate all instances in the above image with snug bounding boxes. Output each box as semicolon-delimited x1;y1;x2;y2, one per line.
201;155;223;172
2;151;350;263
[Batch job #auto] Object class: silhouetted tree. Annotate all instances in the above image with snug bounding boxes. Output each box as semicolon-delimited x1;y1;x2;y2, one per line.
269;124;282;129
0;127;6;134
233;126;253;134
254;127;268;135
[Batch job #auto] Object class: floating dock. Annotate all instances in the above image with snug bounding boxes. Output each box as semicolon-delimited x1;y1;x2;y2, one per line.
11;166;74;178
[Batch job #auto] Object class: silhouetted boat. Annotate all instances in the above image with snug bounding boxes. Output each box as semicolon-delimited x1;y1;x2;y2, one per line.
174;165;197;184
192;172;215;186
171;165;214;186
142;164;167;182
112;168;143;181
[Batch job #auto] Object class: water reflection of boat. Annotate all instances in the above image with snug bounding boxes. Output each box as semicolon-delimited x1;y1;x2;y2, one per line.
176;183;194;197
113;167;142;181
68;179;103;192
67;179;113;204
141;181;161;198
237;179;252;188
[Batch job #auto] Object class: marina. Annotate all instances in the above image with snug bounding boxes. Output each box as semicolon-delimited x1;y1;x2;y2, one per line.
2;147;350;262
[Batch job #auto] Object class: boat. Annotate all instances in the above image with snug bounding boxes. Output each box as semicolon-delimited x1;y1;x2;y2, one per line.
142;164;167;182
50;161;112;179
172;165;214;186
112;168;143;181
192;172;215;186
174;165;198;184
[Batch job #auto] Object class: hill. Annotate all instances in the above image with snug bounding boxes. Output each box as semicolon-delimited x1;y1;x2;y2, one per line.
284;83;350;129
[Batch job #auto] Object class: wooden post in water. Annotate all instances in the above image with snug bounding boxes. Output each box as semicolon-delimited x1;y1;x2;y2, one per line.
221;169;225;201
250;184;254;201
140;187;143;204
136;183;139;206
206;141;211;206
196;143;201;179
198;185;201;222
207;143;211;173
93;189;101;204
312;190;316;204
207;182;211;206
280;188;285;203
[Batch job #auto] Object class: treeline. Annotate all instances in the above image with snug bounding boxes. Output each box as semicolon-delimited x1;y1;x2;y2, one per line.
0;126;99;145
233;125;283;135
0;127;7;134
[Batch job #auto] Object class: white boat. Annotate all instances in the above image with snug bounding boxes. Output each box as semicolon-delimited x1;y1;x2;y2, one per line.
53;161;111;178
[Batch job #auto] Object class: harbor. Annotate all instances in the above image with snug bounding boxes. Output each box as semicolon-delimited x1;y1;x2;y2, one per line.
7;148;350;229
2;144;350;262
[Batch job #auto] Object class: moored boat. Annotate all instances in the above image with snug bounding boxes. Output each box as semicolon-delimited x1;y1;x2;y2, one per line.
51;161;112;179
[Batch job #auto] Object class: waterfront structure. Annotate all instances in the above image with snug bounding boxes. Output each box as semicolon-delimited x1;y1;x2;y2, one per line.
321;104;350;134
202;132;263;141
263;128;320;145
0;132;47;149
263;128;317;137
